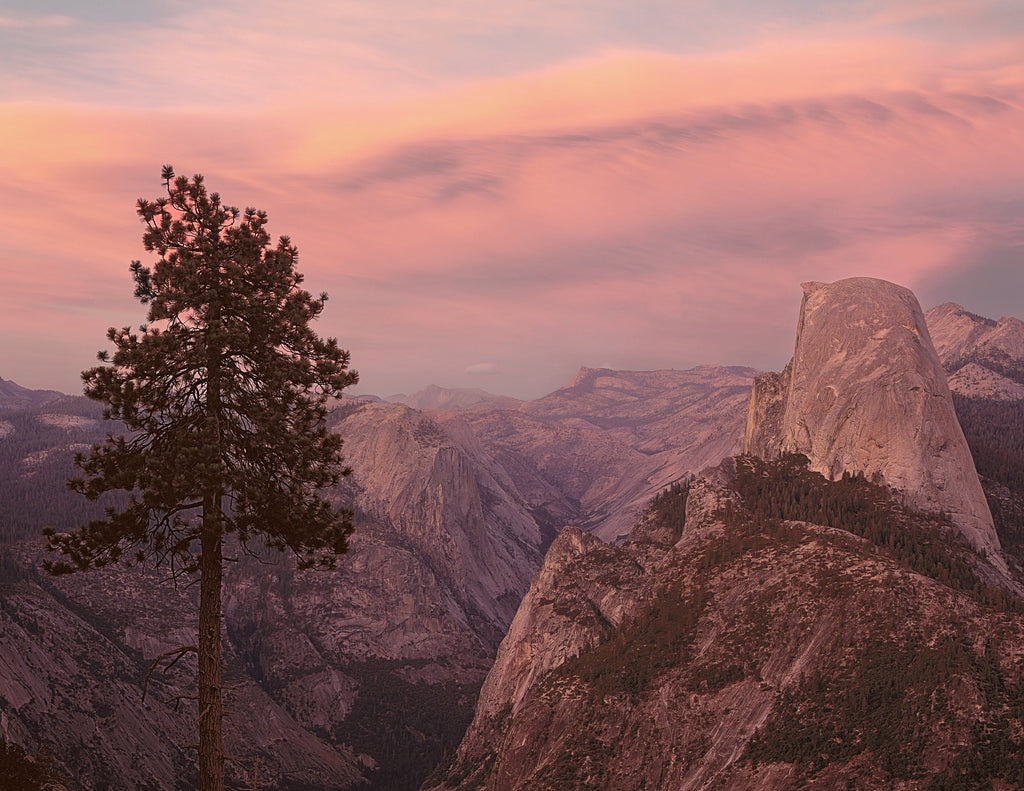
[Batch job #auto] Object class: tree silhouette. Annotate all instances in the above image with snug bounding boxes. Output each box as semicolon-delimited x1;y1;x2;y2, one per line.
44;166;358;790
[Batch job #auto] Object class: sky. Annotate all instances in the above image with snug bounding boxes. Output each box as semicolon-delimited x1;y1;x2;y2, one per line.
2;1;1023;399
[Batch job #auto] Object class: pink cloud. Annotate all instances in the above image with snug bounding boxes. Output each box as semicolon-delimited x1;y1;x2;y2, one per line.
2;36;1024;397
0;14;73;29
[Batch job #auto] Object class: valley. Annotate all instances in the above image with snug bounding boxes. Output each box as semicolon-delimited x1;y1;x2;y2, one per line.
2;278;1024;789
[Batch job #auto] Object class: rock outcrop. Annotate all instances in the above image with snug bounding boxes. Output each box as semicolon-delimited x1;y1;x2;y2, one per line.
925;301;1024;400
744;277;999;556
0;366;758;789
465;526;648;728
430;458;1024;791
463;366;756;542
926;302;1024;370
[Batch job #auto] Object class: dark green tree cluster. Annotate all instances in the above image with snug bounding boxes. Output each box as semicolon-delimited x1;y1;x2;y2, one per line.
647;480;689;535
727;453;903;535
0;402;119;540
952;393;1024;561
954;394;1024;492
724;454;1017;608
332;662;480;791
0;737;63;791
556;583;711;699
43;167;357;791
948;348;1024;387
746;632;1024;789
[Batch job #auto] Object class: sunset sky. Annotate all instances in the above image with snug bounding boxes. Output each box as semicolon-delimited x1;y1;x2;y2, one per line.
3;1;1023;399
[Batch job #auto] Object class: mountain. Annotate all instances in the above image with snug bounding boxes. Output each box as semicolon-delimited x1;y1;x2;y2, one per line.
925;301;1024;571
0;378;62;413
427;463;1024;791
387;385;522;412
924;303;1024;389
458;365;756;542
925;301;1024;400
0;396;117;543
429;278;1024;790
0;366;751;790
925;301;1024;397
0;551;367;790
0;396;549;790
5;280;1022;789
745;278;998;557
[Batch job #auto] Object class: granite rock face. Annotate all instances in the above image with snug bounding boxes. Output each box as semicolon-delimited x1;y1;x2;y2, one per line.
926;302;1024;370
925;302;1024;400
0;549;366;791
463;366;756;543
745;278;999;555
429;464;1024;791
465;526;648;728
333;401;544;642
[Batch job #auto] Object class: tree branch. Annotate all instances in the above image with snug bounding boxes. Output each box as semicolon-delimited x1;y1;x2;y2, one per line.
142;645;199;703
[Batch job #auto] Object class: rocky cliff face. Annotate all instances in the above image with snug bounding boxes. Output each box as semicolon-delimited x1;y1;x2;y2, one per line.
925;301;1024;400
925;301;1024;570
0;548;367;791
332;401;543;641
214;405;546;789
926;301;1024;369
429;281;1024;791
0;397;548;790
429;459;1024;791
0;364;756;790
744;277;998;556
462;366;756;543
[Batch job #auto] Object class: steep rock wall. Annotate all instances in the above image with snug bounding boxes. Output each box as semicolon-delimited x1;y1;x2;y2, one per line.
428;464;1024;791
744;278;998;556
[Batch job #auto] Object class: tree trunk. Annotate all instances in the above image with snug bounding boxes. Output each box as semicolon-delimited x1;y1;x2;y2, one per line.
198;494;224;791
198;278;226;790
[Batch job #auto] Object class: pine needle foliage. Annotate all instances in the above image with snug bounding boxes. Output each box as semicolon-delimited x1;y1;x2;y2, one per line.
42;167;358;791
44;166;358;575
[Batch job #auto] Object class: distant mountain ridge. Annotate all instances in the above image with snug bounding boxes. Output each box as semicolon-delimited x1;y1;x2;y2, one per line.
462;365;758;543
387;385;522;412
927;301;1024;369
926;301;1024;400
0;377;62;413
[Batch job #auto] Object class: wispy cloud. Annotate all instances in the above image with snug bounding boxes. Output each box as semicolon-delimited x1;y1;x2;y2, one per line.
2;7;1024;396
0;14;73;29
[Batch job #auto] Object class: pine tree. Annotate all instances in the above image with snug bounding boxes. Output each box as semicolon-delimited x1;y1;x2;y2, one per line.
44;166;358;790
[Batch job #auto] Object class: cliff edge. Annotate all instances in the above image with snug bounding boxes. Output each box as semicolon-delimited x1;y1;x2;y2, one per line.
744;277;998;556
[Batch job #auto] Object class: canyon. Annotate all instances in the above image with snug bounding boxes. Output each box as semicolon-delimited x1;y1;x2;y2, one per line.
1;278;1023;789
